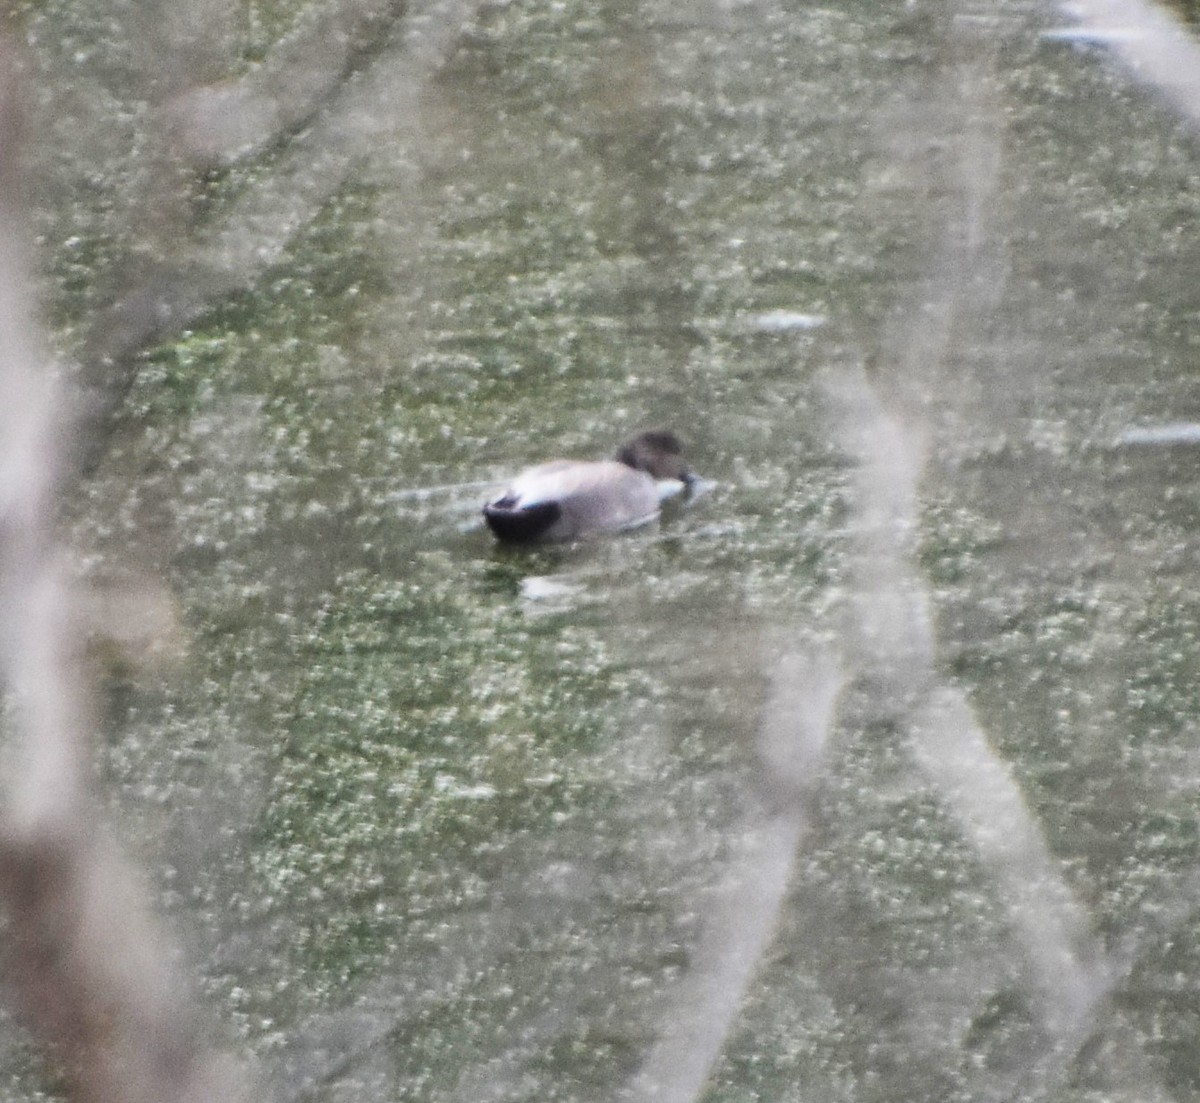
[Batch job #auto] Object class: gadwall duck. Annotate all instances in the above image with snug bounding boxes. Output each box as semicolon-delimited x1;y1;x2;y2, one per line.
483;430;694;543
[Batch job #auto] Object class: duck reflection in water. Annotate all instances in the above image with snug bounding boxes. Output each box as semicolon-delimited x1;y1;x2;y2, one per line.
483;430;695;543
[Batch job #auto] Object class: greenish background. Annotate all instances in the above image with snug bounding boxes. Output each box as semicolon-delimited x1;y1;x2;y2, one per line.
5;0;1200;1100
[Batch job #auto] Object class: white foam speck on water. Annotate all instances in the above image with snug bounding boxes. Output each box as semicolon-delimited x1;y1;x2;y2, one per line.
519;575;583;602
1116;423;1200;446
433;774;497;800
746;310;827;332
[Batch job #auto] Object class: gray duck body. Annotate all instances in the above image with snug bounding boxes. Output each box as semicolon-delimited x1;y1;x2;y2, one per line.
483;431;691;543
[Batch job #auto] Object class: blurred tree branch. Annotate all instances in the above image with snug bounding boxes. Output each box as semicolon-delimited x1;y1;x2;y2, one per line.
0;37;255;1103
163;0;408;169
72;0;471;471
0;0;477;1089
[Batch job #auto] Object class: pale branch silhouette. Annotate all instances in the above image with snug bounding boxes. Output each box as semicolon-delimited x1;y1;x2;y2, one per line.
1050;0;1200;128
0;0;472;1094
0;41;257;1103
72;0;472;471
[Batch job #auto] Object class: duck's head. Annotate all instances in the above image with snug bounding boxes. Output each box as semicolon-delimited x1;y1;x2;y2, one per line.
614;430;693;486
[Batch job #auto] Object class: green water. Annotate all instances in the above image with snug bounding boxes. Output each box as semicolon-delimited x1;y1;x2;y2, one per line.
6;0;1200;1100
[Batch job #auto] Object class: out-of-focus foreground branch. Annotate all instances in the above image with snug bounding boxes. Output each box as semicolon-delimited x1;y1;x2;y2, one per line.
0;42;254;1103
74;0;471;472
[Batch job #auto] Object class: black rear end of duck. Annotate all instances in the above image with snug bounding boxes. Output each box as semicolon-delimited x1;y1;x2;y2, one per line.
483;498;562;543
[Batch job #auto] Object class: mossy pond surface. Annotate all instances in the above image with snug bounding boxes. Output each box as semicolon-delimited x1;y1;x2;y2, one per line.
7;0;1200;1099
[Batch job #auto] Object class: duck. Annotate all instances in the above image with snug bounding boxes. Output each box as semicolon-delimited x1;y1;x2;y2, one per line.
483;430;694;543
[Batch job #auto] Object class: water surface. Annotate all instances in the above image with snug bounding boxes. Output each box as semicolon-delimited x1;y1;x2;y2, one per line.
7;0;1200;1100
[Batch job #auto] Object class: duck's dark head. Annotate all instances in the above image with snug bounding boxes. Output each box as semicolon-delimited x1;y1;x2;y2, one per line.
615;430;692;485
